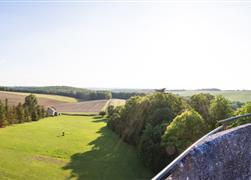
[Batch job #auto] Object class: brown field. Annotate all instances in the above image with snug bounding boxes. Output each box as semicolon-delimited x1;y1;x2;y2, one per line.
54;100;109;113
110;99;126;106
0;91;126;114
0;91;76;107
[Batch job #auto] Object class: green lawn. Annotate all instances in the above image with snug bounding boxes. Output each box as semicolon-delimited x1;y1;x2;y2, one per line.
0;116;152;180
172;90;251;102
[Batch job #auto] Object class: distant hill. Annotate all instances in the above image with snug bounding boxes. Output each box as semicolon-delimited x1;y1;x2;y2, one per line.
196;88;221;91
0;86;111;101
171;90;251;102
0;86;146;100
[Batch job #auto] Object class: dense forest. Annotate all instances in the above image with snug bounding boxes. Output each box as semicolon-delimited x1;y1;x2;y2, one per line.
0;94;46;127
0;86;144;100
106;92;251;173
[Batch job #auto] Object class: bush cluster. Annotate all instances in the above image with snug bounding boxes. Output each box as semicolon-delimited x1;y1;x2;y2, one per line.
107;92;245;172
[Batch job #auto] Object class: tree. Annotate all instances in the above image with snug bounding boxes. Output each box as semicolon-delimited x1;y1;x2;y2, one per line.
24;94;38;112
161;110;207;155
209;95;233;129
99;111;106;117
16;103;25;123
107;105;115;117
0;101;8;127
230;102;251;127
24;106;31;122
138;124;169;173
189;93;214;122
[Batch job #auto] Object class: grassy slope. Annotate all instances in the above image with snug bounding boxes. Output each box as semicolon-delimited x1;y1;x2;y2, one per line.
171;90;251;102
0;116;152;180
0;91;78;103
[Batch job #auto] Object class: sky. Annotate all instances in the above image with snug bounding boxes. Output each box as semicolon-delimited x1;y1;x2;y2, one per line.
0;0;251;90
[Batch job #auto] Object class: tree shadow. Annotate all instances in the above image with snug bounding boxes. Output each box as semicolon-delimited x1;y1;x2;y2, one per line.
62;126;152;180
92;119;107;123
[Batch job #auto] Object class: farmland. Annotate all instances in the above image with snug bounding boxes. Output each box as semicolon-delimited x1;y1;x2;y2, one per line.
54;100;109;114
171;90;251;102
0;91;126;115
55;99;126;114
109;99;126;106
0;91;77;107
0;115;152;180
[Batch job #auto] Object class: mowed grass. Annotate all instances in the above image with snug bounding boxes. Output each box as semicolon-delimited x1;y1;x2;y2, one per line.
0;116;152;180
172;90;251;102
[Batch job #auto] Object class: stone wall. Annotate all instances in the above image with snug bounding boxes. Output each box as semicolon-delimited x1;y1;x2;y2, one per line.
167;123;251;180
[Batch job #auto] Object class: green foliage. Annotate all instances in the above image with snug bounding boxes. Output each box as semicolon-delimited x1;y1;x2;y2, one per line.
189;93;214;121
107;105;115;117
107;93;189;172
0;94;46;128
99;111;106;117
161;110;207;154
209;95;233;129
112;92;145;99
16;103;25;123
0;101;8;127
107;106;124;134
24;94;38;108
229;102;251;127
138;124;169;173
124;93;188;144
231;101;244;110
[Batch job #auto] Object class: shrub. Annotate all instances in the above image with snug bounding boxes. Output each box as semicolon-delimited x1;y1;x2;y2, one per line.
99;111;106;117
107;92;189;172
229;102;251;127
209;95;233;129
114;93;189;145
189;93;214;122
138;124;170;173
161;110;207;154
107;105;115;117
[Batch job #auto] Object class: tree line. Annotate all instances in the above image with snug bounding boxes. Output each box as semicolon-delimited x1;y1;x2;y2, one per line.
106;92;251;173
0;94;46;127
0;86;144;100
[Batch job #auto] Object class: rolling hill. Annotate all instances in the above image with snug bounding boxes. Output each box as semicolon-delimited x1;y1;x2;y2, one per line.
0;91;78;107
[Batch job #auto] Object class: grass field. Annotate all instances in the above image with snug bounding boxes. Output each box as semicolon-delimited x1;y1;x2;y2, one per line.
0;115;152;180
0;91;78;107
171;90;251;102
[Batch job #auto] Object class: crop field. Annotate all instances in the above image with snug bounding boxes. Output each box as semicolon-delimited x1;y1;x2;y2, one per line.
109;99;126;106
171;90;251;102
54;100;109;113
0;91;78;107
0;115;152;180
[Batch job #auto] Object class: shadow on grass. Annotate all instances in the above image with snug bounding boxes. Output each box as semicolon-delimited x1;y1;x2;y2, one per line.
62;126;152;180
92;118;107;123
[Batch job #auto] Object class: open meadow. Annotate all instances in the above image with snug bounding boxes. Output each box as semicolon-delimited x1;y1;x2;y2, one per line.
171;90;251;102
0;115;152;180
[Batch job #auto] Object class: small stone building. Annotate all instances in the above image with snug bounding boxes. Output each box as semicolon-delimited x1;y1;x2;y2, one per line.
47;107;56;116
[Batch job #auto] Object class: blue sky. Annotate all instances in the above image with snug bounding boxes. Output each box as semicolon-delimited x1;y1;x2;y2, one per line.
0;1;251;89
